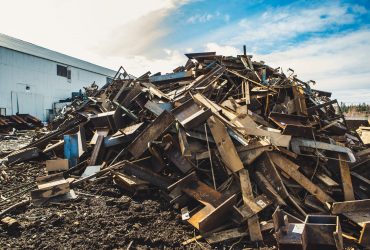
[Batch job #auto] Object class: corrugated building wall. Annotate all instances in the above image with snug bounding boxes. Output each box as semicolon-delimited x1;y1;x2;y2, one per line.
0;34;116;121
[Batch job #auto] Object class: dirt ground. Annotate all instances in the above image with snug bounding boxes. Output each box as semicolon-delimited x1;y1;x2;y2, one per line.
1;131;362;250
0;131;278;250
1;182;196;249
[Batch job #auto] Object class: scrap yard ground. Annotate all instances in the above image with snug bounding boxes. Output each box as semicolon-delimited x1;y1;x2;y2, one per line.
1;52;370;250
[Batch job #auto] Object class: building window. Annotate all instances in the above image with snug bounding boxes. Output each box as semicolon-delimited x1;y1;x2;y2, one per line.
67;67;71;80
57;65;68;77
0;108;6;116
57;65;72;81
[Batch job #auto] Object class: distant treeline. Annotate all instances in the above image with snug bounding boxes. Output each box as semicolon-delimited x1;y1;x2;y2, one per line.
340;102;370;115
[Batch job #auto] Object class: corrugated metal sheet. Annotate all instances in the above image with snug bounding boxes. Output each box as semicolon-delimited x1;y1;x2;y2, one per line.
0;33;116;77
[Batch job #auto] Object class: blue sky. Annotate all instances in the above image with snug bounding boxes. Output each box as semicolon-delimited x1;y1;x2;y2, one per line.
0;0;370;103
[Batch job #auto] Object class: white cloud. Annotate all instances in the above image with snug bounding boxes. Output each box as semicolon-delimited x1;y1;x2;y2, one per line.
333;89;370;104
187;13;213;23
0;0;368;103
224;14;230;22
190;2;363;52
257;30;370;92
232;2;356;45
196;29;370;104
350;4;368;14
0;0;189;69
99;49;186;76
205;43;241;56
99;7;172;57
186;11;230;24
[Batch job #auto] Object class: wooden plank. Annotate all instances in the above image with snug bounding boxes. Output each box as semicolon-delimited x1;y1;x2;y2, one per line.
45;159;69;172
31;179;70;200
338;153;355;201
113;172;149;193
1;217;20;228
207;116;244;172
37;178;68;190
267;152;334;205
127;110;175;158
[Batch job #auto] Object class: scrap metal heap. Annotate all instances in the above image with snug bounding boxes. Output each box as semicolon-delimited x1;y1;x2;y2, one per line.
0;114;42;133
2;52;370;249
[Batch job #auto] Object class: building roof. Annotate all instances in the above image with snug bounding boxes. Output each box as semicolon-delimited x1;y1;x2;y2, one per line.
0;33;116;77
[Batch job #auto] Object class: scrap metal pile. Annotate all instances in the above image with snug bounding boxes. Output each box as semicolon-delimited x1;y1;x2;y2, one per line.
2;52;370;249
0;114;42;133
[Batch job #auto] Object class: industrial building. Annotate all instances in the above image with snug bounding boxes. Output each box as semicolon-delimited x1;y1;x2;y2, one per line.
0;33;116;121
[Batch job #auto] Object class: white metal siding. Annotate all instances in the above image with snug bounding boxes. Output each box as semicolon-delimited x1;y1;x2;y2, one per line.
0;47;110;121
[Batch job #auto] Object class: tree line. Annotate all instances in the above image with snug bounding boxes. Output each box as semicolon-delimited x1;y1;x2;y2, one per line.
340;102;370;114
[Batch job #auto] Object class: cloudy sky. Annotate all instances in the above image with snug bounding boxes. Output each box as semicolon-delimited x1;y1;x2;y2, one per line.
0;0;369;103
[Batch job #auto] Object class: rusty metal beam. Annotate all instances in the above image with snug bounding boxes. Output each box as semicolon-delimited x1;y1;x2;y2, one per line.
127;110;175;158
207;116;244;173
